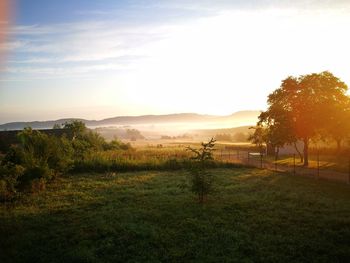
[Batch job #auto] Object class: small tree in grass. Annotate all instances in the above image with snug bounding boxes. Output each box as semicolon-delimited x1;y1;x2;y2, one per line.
186;138;216;203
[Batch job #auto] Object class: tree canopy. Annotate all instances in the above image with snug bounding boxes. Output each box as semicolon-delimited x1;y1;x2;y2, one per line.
257;71;349;166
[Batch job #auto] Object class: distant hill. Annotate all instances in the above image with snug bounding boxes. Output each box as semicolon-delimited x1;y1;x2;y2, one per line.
0;111;260;131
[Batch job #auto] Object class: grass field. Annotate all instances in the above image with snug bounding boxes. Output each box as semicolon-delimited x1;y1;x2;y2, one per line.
265;154;350;174
1;168;350;262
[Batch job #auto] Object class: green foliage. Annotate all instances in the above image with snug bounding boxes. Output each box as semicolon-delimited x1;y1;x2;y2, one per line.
186;138;216;203
126;129;144;141
52;123;62;129
104;138;132;151
63;120;87;140
18;165;52;191
47;135;74;175
259;71;349;166
1;121;138;198
1;169;349;262
187;164;213;203
187;138;216;163
1;128;74;195
0;164;25;200
248;126;267;152
63;121;132;160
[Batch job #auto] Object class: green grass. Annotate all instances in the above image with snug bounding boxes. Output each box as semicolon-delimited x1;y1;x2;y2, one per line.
1;168;350;262
266;154;350;173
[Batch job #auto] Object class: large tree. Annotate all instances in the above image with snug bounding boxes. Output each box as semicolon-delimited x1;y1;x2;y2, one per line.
257;109;300;160
260;71;348;166
325;97;350;153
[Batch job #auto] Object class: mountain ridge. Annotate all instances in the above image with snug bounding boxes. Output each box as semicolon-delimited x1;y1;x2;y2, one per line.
0;111;261;130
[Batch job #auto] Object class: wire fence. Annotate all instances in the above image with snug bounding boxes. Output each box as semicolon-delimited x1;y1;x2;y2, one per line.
214;148;350;184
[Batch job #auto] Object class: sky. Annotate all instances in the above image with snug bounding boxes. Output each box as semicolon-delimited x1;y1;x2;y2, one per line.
1;0;350;123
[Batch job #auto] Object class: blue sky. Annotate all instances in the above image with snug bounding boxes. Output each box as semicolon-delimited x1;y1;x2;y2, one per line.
1;0;350;123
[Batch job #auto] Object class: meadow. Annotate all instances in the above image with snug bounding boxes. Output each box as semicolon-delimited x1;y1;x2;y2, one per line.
1;168;349;262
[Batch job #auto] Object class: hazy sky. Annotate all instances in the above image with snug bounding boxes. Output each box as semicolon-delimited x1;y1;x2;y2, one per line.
1;0;350;123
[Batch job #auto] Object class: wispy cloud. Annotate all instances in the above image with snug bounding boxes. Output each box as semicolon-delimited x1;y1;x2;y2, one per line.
0;40;27;51
4;62;128;75
2;0;350;123
1;19;171;77
75;10;114;16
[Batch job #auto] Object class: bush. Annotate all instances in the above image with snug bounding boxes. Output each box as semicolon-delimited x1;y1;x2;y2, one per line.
29;178;46;193
186;138;216;203
103;138;132;151
1;128;74;195
17;165;52;191
188;164;213;203
0;164;25;201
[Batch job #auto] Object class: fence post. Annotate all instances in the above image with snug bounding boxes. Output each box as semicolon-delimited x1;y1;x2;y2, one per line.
293;154;296;176
260;153;263;169
348;157;350;184
275;154;277;172
317;150;320;179
247;152;250;164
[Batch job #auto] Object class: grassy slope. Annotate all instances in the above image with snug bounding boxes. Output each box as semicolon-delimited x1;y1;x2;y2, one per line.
1;168;350;263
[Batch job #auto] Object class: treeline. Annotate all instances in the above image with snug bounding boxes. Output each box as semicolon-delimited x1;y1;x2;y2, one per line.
0;121;131;200
0;121;241;201
214;132;248;142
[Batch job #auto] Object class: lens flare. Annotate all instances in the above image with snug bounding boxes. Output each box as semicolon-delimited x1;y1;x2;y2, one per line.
0;0;13;68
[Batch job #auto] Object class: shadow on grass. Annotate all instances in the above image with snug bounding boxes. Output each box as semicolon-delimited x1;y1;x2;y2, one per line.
1;169;350;263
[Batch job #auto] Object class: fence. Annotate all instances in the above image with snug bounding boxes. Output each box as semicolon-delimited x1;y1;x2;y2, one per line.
214;148;350;184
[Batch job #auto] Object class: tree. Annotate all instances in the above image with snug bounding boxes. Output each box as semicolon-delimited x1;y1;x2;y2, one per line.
52;123;62;129
186;138;216;203
261;71;348;166
325;97;350;153
63;120;87;140
2;128;74;192
126;129;144;141
257;107;301;160
248;125;267;153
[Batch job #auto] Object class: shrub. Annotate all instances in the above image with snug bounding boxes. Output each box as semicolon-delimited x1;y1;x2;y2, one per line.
1;128;73;194
0;164;25;201
47;135;74;176
17;165;52;191
186;138;216;203
103;138;132;151
188;163;213;203
29;178;47;193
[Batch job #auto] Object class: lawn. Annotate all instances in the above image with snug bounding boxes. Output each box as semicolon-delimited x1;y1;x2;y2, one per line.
1;168;349;262
266;154;350;174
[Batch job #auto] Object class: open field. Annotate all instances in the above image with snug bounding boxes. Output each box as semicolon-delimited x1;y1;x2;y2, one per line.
268;154;350;174
1;168;349;262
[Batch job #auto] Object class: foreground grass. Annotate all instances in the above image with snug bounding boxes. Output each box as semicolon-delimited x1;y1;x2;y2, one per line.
1;168;350;263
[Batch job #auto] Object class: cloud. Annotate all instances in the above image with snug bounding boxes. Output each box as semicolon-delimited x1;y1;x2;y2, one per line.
0;40;26;51
75;10;114;16
4;62;129;75
2;2;350;80
0;18;174;78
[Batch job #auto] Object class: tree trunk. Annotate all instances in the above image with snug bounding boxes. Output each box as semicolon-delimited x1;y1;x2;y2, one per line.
336;139;342;154
276;147;279;159
293;141;303;163
303;138;309;167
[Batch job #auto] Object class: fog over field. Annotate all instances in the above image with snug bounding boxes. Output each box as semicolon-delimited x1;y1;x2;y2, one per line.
0;110;260;136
